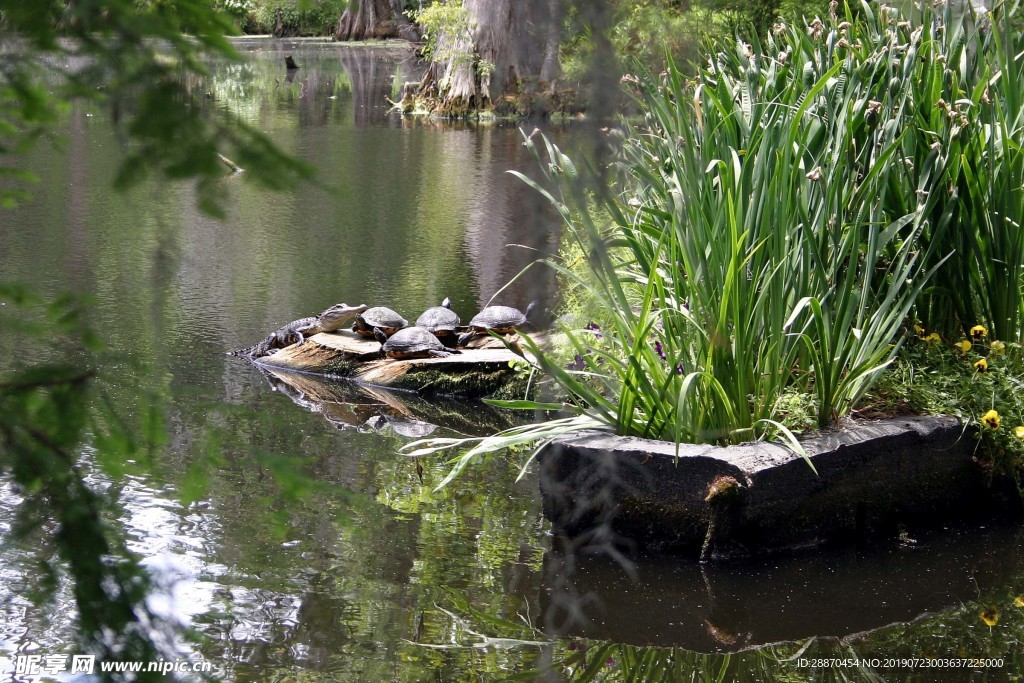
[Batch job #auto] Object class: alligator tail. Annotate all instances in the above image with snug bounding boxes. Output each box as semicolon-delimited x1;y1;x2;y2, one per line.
230;343;262;358
231;336;272;358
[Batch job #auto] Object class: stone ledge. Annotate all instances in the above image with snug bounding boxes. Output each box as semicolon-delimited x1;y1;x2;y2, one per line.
537;416;1021;560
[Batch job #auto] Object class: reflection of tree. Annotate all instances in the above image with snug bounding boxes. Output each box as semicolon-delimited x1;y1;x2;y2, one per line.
406;120;561;311
336;48;398;128
461;127;561;310
66;108;94;293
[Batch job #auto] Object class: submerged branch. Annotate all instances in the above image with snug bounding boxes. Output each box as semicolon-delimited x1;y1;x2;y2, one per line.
218;153;244;173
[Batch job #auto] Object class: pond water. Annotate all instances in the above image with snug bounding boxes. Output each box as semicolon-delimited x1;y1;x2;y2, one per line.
1;41;1022;681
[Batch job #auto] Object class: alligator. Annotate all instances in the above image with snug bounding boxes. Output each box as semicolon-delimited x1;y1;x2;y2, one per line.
232;302;368;359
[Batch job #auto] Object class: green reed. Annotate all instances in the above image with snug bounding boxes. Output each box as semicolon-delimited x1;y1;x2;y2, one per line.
408;2;1023;479
946;0;1024;342
516;2;952;441
870;0;1024;343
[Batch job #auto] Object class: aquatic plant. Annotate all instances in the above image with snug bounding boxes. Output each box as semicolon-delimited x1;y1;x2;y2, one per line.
868;0;1024;344
410;2;1024;490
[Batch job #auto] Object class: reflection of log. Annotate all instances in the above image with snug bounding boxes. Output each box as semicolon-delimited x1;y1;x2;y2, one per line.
255;329;533;400
259;365;525;436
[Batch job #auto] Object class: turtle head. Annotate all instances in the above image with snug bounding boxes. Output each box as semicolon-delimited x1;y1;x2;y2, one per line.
524;301;538;322
320;303;369;329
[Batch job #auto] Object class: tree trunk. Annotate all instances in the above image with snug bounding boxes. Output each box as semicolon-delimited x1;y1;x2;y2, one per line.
389;0;421;41
539;0;562;85
418;0;561;116
272;7;284;38
334;0;399;41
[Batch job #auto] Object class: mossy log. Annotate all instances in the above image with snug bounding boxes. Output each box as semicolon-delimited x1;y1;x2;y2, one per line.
254;329;533;400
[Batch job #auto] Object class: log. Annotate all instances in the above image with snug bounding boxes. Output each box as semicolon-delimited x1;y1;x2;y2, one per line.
254;329;535;400
217;153;243;173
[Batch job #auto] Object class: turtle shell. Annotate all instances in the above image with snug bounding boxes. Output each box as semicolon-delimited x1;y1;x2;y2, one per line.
467;305;528;334
416;298;460;336
352;306;408;338
382;326;449;359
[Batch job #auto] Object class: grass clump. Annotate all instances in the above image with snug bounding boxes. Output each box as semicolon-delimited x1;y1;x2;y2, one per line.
870;0;1024;344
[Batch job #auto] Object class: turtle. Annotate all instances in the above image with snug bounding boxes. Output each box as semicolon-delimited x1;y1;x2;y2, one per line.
415;297;461;347
376;326;461;359
457;301;536;347
352;306;408;338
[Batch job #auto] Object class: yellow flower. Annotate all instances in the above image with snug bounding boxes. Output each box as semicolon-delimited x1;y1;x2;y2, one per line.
914;324;925;336
974;358;989;373
981;409;1000;430
971;324;988;340
955;340;972;353
990;340;1006;357
1015;426;1024;440
924;332;942;345
1015;596;1024;608
980;607;999;626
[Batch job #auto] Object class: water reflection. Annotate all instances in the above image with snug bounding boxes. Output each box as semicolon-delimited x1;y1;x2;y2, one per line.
206;40;562;314
541;525;1024;652
2;41;559;680
0;41;564;368
257;365;525;436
